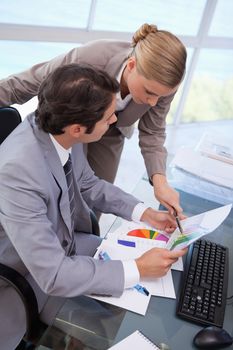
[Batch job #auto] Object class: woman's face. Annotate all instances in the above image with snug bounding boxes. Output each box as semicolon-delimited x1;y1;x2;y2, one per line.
124;57;178;106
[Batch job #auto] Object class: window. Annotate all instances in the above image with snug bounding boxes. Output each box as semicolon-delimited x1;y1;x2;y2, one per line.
0;0;91;28
0;41;78;78
0;0;233;125
167;48;193;124
209;0;233;37
182;49;233;122
93;0;206;35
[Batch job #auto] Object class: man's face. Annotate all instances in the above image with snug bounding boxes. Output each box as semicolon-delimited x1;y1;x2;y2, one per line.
125;58;178;106
79;95;117;143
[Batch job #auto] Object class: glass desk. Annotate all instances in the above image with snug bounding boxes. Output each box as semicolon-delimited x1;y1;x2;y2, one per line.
36;184;233;350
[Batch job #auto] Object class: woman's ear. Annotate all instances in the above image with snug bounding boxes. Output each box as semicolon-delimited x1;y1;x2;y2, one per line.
126;56;137;72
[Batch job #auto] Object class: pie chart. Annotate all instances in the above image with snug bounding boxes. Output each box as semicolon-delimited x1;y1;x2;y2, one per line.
127;229;169;242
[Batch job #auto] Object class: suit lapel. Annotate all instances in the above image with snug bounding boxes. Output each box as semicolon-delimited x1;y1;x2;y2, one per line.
30;115;73;235
116;100;149;127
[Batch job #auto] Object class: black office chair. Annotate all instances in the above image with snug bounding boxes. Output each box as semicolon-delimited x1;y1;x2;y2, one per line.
0;106;22;144
0;106;100;348
90;209;100;236
0;107;42;349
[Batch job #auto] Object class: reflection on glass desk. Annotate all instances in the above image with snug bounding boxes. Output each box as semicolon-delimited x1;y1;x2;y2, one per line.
35;185;233;350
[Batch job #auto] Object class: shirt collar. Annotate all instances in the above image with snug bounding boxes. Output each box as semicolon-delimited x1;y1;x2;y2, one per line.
49;134;71;166
116;60;132;108
116;60;127;83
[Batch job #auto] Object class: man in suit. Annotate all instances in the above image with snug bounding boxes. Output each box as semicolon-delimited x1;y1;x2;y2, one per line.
0;64;186;349
0;23;187;216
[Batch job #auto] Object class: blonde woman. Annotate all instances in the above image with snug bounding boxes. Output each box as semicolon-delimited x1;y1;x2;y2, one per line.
0;23;187;215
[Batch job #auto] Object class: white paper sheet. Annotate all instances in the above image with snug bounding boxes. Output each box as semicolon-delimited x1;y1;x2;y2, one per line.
91;286;151;316
166;204;232;250
141;270;175;299
89;240;176;315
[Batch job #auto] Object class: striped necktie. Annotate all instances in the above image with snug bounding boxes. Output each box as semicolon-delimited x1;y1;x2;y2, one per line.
63;154;76;254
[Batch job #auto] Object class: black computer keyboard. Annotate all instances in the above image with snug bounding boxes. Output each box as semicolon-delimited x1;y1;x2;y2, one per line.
177;239;229;327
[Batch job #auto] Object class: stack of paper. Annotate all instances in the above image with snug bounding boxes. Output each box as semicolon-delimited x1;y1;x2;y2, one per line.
170;133;233;194
170;145;233;204
196;132;233;165
170;147;233;189
170;166;233;205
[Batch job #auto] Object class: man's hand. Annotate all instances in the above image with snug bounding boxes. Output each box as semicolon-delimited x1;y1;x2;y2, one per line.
152;174;182;215
140;208;177;233
136;247;187;278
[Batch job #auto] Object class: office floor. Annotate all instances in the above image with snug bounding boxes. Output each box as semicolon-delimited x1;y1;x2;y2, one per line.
99;119;233;235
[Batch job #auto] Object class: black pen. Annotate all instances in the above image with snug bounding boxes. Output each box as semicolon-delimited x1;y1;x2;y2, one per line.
173;208;183;234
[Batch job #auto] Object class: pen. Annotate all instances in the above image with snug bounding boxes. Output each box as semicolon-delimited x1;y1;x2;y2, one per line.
99;251;111;261
98;251;150;297
134;284;149;296
173;208;183;234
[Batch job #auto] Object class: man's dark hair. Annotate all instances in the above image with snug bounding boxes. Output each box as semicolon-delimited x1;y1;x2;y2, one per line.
35;64;119;134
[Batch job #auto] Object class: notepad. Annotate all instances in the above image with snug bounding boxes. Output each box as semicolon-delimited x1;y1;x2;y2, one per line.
109;330;160;349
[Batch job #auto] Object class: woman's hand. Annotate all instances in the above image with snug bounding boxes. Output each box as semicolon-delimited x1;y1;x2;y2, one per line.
140;207;177;233
152;174;183;215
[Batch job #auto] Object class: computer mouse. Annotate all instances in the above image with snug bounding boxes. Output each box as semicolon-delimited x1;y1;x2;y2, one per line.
193;326;233;349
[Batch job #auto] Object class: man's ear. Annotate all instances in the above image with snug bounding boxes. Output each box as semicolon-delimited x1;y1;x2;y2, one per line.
69;124;86;138
126;56;136;72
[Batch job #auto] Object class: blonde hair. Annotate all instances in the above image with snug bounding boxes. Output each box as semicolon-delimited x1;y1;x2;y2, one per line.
131;23;187;88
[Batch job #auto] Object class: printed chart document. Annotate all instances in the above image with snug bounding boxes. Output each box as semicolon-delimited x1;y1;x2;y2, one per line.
109;330;160;349
108;220;183;271
89;240;175;315
166;204;232;250
97;240;176;298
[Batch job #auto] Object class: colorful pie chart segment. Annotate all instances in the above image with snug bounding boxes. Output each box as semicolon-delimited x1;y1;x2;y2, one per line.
127;229;169;242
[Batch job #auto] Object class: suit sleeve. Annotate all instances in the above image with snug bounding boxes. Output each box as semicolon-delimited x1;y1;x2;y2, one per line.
0;164;125;298
0;48;81;106
0;39;118;106
138;91;176;178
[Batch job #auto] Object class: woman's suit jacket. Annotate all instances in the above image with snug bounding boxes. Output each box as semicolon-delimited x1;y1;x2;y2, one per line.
0;40;175;180
0;113;140;349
